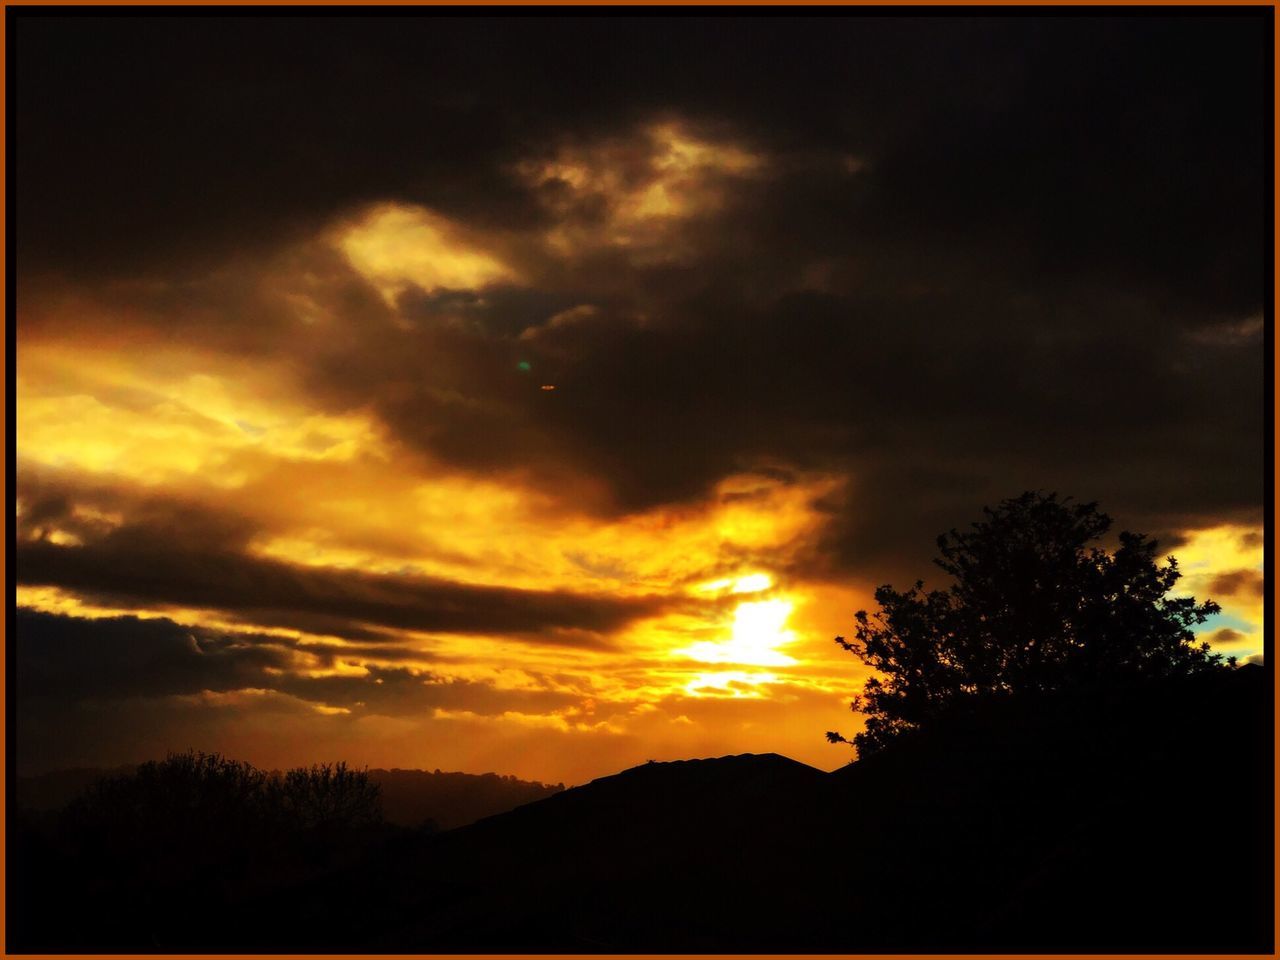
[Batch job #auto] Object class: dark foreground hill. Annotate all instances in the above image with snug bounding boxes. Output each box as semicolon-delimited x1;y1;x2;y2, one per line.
10;666;1272;953
291;665;1273;953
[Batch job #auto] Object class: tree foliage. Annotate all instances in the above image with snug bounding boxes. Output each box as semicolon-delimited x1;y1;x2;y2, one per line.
828;492;1225;758
36;751;386;949
63;750;383;850
275;761;383;830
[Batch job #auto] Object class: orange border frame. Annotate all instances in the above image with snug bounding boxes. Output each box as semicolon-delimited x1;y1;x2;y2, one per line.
0;3;1274;959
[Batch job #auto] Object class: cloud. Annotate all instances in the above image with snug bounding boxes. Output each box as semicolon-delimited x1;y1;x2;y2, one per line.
18;41;1266;575
18;188;1265;592
13;606;860;784
335;204;519;305
14;607;587;720
17;536;662;644
16;609;291;701
1207;569;1266;600
275;669;582;718
1208;628;1248;646
20;19;1264;294
515;121;765;265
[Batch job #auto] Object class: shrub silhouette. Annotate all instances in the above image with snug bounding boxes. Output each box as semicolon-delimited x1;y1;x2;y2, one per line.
40;750;386;947
63;750;381;838
63;751;272;862
57;750;383;901
273;761;383;830
828;492;1225;758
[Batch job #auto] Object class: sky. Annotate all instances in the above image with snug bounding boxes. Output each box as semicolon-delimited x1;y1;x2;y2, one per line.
12;14;1268;784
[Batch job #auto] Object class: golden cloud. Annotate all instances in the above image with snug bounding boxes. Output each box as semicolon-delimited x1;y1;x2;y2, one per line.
335;203;518;304
517;121;765;262
1176;524;1266;657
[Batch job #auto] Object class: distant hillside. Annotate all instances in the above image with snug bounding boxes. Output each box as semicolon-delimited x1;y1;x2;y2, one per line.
15;765;138;813
367;768;563;830
16;764;563;831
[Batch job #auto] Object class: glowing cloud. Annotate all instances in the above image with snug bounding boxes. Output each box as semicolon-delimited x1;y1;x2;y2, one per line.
335;203;516;304
1176;524;1266;658
17;343;387;488
517;121;764;261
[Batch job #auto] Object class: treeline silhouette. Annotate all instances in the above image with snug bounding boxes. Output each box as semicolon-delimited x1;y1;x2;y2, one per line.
12;752;567;951
13;752;394;950
17;761;565;831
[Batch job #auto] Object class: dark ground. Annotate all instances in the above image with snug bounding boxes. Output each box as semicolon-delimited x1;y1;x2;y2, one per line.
10;665;1272;953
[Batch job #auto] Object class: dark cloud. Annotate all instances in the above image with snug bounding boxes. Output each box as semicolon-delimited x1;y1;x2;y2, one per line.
1208;628;1248;646
274;669;581;719
297;276;1263;582
16;609;290;701
16;469;260;552
15;13;1266;585
16;16;1265;292
17;536;662;645
1208;569;1266;600
15;608;583;719
1238;530;1264;551
215;610;398;645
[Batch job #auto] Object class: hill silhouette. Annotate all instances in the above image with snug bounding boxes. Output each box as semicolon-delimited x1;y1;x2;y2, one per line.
10;666;1270;952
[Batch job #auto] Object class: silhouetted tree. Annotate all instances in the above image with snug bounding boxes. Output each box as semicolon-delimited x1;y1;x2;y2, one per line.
62;751;273;860
271;761;383;830
828;492;1224;758
58;750;384;890
32;751;387;950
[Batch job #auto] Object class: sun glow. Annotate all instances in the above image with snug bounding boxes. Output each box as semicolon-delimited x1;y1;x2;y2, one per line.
679;596;798;667
685;670;781;697
696;572;774;595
